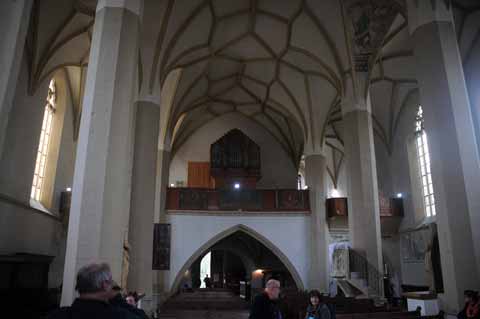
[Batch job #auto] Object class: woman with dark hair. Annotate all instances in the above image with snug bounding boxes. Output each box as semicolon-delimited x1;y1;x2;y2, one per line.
305;290;331;319
459;290;480;319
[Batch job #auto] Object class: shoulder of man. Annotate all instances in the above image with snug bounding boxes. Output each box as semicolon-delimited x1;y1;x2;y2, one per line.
256;292;269;300
113;306;143;319
46;307;72;319
131;307;150;319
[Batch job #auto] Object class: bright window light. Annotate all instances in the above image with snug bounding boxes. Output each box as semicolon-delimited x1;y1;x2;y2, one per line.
331;189;340;198
415;106;436;217
200;251;211;288
31;79;56;201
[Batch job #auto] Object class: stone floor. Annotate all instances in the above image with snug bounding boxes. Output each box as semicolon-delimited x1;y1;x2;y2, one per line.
158;289;249;319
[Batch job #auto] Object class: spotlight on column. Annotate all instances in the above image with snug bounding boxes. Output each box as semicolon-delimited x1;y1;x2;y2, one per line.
331;189;340;198
396;193;403;198
234;183;241;189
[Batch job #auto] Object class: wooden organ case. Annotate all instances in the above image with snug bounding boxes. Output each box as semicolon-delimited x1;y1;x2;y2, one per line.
210;129;261;188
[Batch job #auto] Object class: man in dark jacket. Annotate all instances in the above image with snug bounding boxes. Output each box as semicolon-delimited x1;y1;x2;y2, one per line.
110;286;149;319
47;263;139;319
249;279;283;319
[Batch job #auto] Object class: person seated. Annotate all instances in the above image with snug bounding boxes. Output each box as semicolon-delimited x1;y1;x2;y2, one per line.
459;290;480;319
47;263;138;319
305;290;331;319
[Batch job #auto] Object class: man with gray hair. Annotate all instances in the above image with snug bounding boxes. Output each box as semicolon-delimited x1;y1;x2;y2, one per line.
249;278;283;319
48;262;139;319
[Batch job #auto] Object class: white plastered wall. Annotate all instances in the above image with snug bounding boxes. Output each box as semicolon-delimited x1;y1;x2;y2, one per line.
166;214;311;292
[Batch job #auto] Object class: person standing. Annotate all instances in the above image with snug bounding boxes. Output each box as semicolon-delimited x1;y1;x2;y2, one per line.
249;279;283;319
204;274;212;289
305;290;331;319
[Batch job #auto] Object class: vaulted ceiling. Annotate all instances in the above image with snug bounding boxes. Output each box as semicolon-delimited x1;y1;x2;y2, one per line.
145;0;352;165
23;0;480;177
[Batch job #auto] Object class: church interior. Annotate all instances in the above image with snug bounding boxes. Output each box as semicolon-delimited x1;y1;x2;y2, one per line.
1;0;480;318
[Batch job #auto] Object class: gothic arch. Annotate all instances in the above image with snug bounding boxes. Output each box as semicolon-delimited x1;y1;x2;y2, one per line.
170;224;305;292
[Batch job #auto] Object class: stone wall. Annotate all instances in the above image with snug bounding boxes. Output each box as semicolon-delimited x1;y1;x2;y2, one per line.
0;55;76;288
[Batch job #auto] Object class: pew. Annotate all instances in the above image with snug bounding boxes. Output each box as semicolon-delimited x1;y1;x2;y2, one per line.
336;310;420;319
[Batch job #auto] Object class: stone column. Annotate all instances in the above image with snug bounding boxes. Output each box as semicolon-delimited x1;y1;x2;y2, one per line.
340;1;399;296
305;154;329;293
154;148;171;223
407;0;480;310
61;0;142;305
0;0;32;158
128;101;160;312
343;88;384;294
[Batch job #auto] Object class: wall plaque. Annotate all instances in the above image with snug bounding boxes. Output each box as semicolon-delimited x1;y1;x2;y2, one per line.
153;223;171;270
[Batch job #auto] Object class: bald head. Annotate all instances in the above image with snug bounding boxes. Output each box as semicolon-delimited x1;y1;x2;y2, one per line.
265;279;281;300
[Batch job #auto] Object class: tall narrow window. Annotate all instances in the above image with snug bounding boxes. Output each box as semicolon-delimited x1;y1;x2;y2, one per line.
31;79;56;201
415;105;436;217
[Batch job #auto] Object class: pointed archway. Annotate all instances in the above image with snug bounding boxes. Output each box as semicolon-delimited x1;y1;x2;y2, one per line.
170;224;304;293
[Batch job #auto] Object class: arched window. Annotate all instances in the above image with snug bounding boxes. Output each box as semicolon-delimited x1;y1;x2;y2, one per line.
415;106;436;217
31;79;56;201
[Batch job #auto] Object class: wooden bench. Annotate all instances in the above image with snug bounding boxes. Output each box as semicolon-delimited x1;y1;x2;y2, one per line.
336;310;420;319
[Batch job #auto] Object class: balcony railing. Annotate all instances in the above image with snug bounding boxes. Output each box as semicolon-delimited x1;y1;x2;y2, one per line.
166;188;310;212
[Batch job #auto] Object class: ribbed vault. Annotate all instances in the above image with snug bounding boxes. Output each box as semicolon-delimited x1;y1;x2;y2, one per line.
21;0;480;180
147;0;352;165
25;0;95;139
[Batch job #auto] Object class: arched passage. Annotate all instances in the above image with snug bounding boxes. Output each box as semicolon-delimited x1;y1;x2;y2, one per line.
170;224;304;293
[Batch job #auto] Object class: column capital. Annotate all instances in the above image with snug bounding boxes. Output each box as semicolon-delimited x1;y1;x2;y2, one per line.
341;83;372;116
97;0;143;16
406;0;453;35
135;93;161;107
303;142;327;158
